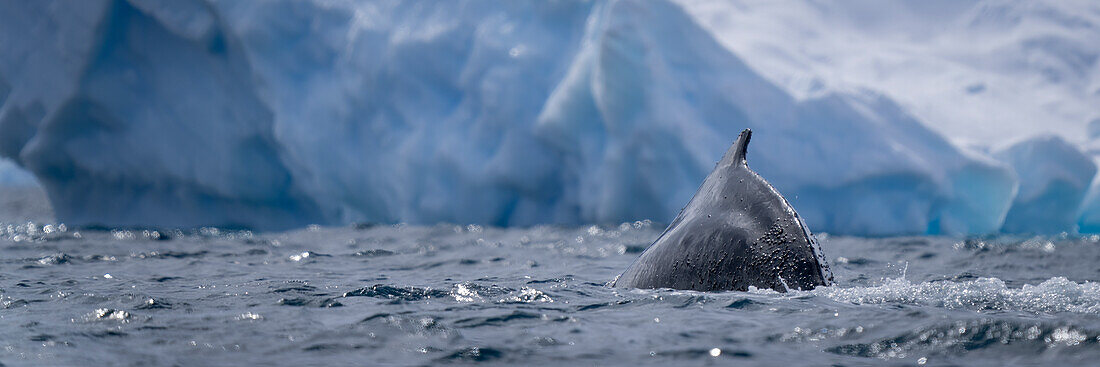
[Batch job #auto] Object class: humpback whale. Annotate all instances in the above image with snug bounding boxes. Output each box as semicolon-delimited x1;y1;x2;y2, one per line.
613;129;832;292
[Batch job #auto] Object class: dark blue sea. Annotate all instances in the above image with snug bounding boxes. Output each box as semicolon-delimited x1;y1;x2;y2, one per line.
2;215;1100;366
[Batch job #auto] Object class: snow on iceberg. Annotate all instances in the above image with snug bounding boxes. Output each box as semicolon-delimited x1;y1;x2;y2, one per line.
677;0;1100;148
0;0;1018;234
993;136;1095;234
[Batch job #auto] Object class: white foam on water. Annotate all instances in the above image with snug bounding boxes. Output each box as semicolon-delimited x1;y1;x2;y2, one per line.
819;276;1100;314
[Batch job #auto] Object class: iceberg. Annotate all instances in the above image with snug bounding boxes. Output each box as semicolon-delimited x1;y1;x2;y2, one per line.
1078;176;1100;234
993;136;1096;234
2;0;320;230
0;158;38;187
0;158;53;223
1077;121;1100;233
0;0;1020;234
532;0;1017;235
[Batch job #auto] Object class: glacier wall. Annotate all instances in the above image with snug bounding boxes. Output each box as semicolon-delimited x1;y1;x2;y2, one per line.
0;0;1095;235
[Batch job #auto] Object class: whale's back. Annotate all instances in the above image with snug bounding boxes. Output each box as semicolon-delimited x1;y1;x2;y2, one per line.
614;129;832;292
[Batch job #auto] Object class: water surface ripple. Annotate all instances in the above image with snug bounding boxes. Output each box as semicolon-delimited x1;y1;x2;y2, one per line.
2;222;1099;366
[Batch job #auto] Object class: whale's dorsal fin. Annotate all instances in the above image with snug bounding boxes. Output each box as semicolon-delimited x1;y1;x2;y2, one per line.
732;129;751;165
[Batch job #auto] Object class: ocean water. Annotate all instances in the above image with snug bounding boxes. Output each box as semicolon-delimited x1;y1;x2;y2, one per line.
2;220;1099;366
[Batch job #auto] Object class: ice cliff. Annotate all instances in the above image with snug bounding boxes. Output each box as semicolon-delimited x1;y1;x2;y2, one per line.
0;0;1095;235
